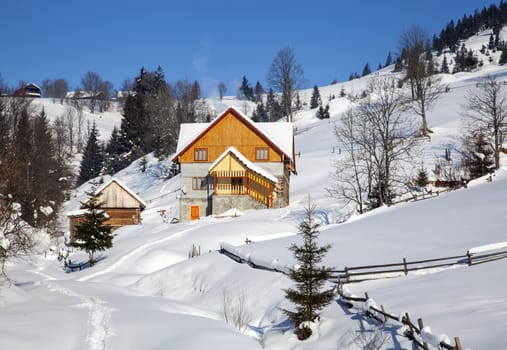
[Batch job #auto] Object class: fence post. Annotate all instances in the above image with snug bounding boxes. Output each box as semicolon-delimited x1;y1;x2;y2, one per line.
466;251;472;266
403;258;408;276
380;305;387;322
418;318;428;348
454;337;462;350
405;312;414;335
345;266;350;283
364;292;369;300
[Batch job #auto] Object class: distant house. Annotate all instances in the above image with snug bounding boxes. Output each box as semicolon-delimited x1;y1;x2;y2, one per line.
67;179;146;240
14;83;41;98
172;106;296;221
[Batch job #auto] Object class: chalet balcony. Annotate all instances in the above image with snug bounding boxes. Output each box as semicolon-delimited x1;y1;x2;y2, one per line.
211;170;274;207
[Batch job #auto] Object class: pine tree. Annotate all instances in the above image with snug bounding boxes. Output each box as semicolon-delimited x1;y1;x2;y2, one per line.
104;126;130;174
316;104;330;119
0;99;10;193
465;132;495;179
441;55;450;73
238;76;254;101
384;51;393;67
10;107;33;223
71;190;113;266
29;110;65;227
499;46;507;65
118;67;174;166
254;81;264;102
394;57;403;72
266;88;282;121
415;167;429;187
283;204;333;340
362;63;371;76
294;92;302;111
77;122;103;186
489;32;495;50
310;85;321;109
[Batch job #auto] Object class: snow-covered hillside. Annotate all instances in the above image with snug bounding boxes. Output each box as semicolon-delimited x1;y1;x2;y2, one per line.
2;30;507;349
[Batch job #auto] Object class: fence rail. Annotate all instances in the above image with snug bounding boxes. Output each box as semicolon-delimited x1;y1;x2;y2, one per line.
330;249;507;283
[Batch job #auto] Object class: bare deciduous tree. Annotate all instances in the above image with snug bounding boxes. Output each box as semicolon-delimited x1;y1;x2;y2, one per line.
218;82;227;100
408;74;444;137
399;25;441;137
463;75;507;170
328;77;419;211
327;109;371;214
81;71;111;113
267;47;304;122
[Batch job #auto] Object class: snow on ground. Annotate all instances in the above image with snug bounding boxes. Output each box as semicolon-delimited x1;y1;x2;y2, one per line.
2;31;507;349
30;98;123;142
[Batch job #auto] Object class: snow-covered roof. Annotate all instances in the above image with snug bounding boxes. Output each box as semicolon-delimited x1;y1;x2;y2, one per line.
94;178;147;208
173;107;294;161
208;147;278;183
66;209;88;217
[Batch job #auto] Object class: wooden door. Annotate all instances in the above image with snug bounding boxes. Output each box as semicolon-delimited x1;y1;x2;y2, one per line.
190;205;200;220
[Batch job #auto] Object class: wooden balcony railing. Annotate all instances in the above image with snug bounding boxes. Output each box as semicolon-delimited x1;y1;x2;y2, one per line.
211;170;274;207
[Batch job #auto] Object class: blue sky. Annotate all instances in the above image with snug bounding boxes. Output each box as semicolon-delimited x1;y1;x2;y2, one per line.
0;0;499;96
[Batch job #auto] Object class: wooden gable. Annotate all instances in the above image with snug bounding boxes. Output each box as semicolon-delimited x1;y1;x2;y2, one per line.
210;152;246;173
93;180;145;209
176;108;286;164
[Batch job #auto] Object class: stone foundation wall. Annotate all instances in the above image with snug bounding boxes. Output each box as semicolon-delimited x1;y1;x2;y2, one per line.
212;195;267;216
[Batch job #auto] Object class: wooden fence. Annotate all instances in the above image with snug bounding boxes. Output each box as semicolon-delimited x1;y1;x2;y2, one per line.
330;249;507;283
391;187;453;206
219;245;507;350
337;285;463;350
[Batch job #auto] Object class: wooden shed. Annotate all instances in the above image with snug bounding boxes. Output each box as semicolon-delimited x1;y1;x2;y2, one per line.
68;179;146;239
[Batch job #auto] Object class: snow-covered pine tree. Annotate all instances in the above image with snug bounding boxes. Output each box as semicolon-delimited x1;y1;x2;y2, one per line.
283;203;333;340
464;132;495;179
415;167;429;187
71;190;113;266
316;104;330;119
310;85;321;109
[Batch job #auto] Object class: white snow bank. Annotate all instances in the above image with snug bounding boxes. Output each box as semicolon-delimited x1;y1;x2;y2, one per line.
469;241;507;254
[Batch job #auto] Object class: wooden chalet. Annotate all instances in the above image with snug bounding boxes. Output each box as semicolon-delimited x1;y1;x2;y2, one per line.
67;179;146;239
172;106;296;221
14;83;41;98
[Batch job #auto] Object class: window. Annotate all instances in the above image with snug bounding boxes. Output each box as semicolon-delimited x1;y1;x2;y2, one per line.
192;177;207;190
194;148;208;161
256;147;269;160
